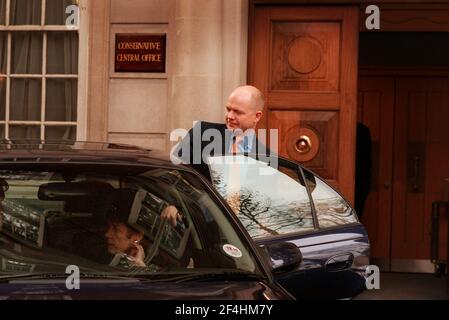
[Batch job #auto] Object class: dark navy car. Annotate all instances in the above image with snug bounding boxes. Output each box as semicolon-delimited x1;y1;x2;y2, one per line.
0;142;369;300
201;154;370;299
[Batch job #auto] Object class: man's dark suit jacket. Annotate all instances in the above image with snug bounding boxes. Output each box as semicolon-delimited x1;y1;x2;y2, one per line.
173;121;270;181
355;122;372;220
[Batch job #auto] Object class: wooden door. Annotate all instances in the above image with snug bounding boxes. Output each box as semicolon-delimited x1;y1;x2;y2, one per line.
249;6;359;202
357;77;395;260
392;78;449;266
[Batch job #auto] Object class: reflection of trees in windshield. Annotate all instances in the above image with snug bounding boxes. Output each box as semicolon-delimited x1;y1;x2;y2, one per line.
232;189;313;238
212;167;359;236
212;172;313;238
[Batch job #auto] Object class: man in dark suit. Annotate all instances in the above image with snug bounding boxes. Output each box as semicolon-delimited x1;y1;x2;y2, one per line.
355;122;372;221
173;85;269;180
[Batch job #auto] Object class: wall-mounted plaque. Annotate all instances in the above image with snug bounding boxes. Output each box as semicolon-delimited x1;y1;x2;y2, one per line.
115;34;166;73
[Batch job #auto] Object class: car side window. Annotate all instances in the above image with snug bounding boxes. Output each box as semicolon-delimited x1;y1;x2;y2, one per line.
0;169;259;274
207;155;314;239
302;168;358;228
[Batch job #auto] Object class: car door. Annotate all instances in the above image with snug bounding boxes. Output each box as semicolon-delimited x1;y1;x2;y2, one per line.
206;154;370;299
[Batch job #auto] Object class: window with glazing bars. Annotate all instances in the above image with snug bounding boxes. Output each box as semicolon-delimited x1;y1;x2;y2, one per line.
0;0;79;141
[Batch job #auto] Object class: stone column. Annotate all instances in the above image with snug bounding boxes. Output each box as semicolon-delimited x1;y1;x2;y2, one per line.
86;0;110;142
169;0;224;136
222;0;248;108
168;0;248;144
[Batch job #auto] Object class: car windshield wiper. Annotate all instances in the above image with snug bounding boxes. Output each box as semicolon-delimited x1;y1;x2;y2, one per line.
0;273;66;282
0;272;143;282
151;270;267;283
0;270;267;283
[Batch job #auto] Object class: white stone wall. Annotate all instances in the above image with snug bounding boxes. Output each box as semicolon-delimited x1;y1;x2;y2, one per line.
104;0;248;151
107;0;171;150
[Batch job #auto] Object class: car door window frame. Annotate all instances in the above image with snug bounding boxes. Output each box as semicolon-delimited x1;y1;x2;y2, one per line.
206;154;319;241
205;153;360;239
299;164;360;230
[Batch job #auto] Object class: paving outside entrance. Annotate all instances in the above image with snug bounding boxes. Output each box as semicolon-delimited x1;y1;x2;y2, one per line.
354;272;448;300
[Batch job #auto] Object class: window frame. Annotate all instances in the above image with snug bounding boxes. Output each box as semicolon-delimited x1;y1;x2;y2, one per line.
0;0;88;141
206;154;318;240
0;165;264;274
205;154;361;241
300;164;360;230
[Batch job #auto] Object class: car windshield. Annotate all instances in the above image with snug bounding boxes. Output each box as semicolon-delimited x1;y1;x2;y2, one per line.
0;166;261;279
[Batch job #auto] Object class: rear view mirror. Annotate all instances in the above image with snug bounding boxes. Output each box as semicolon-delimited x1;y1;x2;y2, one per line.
38;181;114;200
37;181;115;218
263;242;302;274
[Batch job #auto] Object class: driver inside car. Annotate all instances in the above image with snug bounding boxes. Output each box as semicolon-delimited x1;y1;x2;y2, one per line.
104;204;180;269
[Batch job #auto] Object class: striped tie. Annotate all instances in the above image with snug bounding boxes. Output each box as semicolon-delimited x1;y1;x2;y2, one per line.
232;135;243;154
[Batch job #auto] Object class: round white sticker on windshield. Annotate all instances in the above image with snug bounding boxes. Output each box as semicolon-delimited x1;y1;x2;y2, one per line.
222;244;242;258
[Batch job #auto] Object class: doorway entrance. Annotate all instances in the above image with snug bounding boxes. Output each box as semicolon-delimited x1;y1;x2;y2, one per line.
358;32;449;273
358;76;449;272
247;4;449;273
248;5;359;203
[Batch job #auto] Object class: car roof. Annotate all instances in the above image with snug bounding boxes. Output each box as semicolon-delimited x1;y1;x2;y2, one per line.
0;140;184;169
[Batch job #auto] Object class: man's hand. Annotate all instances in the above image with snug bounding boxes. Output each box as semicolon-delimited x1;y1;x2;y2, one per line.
161;205;181;227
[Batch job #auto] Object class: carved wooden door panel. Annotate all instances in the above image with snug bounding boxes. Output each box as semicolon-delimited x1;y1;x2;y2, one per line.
358;77;449;271
392;78;449;268
357;77;395;261
249;6;359;202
